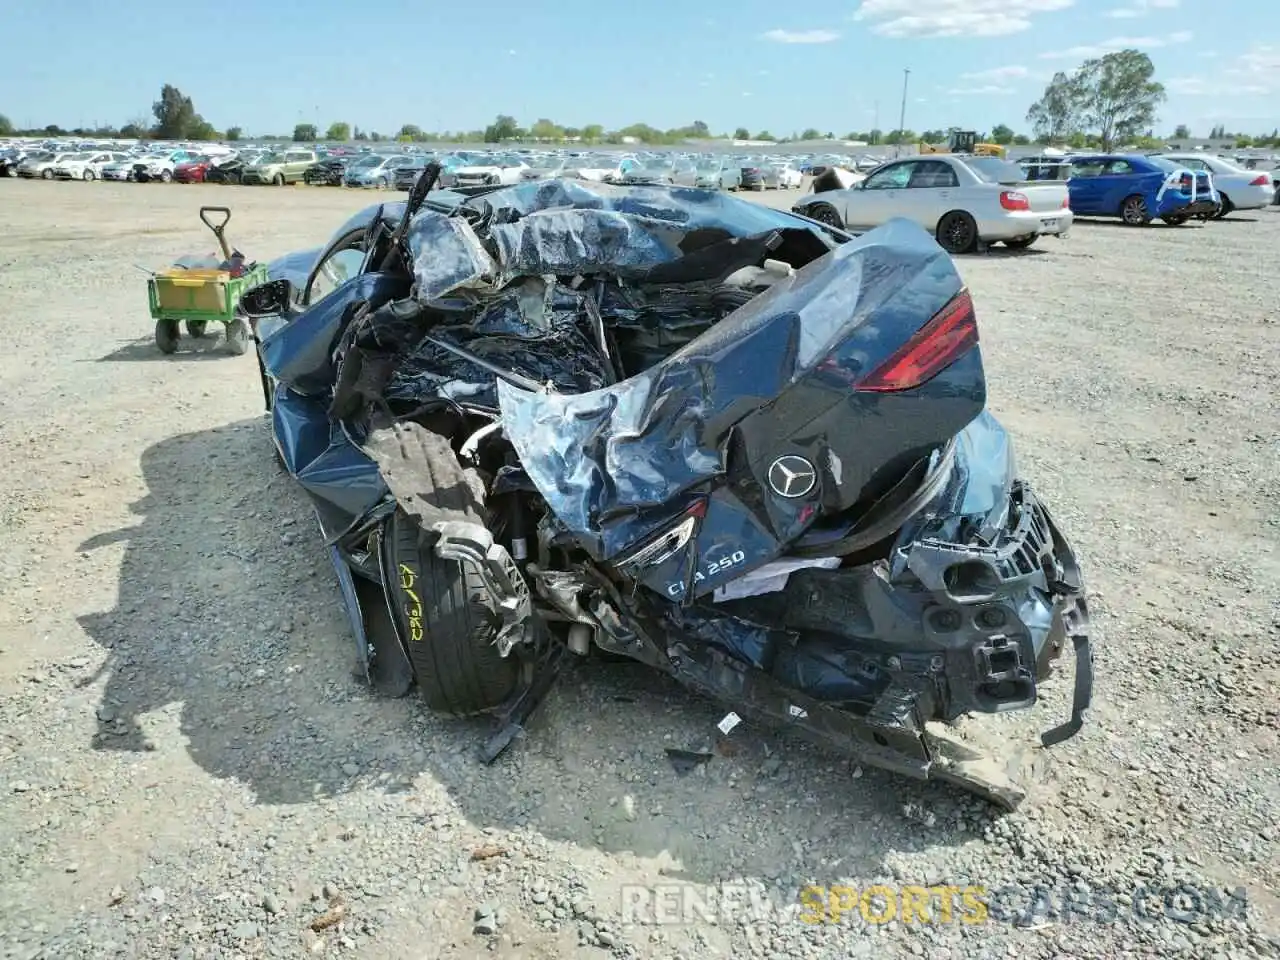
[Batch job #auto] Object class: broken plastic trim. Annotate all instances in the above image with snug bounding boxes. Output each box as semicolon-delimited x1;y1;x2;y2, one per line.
430;520;533;655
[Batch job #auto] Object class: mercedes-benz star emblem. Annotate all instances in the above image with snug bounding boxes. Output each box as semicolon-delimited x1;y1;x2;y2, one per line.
767;455;817;499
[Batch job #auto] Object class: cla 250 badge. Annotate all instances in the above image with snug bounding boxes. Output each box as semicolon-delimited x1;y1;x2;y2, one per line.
664;550;747;597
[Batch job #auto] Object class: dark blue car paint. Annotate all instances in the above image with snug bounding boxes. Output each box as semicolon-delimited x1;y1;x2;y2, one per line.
247;180;1091;781
497;218;986;601
1065;153;1217;220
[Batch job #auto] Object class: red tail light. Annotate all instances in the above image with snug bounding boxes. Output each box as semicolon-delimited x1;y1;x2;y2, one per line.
1250;174;1270;186
856;289;979;393
1061;196;1070;209
999;190;1029;211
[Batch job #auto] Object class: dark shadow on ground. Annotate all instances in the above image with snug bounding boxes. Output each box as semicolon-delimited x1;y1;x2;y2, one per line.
95;330;242;363
76;418;1009;885
1070;217;1210;229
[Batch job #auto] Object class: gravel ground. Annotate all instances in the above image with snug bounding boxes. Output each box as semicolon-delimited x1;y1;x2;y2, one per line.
0;178;1277;960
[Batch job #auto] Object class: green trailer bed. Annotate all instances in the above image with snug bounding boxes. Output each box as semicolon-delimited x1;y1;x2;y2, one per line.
145;206;266;355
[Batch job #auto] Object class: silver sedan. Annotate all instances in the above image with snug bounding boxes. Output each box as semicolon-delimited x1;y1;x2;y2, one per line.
792;154;1073;254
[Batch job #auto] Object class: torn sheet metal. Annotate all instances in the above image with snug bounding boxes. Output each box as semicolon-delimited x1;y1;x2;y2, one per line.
497;218;968;562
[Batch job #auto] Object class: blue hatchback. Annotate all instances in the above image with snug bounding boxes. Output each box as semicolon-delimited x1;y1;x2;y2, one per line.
1065;154;1219;225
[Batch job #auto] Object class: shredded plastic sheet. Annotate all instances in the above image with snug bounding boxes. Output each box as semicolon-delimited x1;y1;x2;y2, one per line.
407;212;499;301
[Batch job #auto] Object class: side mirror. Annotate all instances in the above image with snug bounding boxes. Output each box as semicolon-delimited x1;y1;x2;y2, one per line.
239;278;294;318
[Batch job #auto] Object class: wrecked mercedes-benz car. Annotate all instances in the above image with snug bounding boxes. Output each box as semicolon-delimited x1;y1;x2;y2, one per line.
239;168;1092;810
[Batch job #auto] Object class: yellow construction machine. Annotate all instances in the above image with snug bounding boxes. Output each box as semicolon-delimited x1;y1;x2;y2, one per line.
919;130;1007;158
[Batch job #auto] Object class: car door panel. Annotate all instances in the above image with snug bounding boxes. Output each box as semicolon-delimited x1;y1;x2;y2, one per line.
906;160;959;231
844;161;913;229
1066;158;1104;214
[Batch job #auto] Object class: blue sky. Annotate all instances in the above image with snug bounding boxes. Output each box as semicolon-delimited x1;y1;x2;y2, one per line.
3;0;1276;137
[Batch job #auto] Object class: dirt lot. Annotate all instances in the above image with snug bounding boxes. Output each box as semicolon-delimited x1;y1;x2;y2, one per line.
0;178;1277;960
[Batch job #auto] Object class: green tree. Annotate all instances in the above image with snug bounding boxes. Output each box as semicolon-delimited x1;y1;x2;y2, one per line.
326;122;351;141
152;84;196;139
529;117;564;140
989;123;1015;145
224;126;243;141
398;123;421;140
733;127;750;139
188;116;218;140
801;127;822;140
689;120;710;137
369;131;384;142
1235;134;1254;147
120;122;147;139
562;126;582;139
1012;133;1031;145
483;114;521;142
1026;71;1084;142
884;129;916;144
755;130;774;141
919;129;944;144
581;123;604;142
0;114;12;136
1209;123;1225;138
1173;123;1190;139
293;123;318;142
868;128;883;144
1074;50;1165;151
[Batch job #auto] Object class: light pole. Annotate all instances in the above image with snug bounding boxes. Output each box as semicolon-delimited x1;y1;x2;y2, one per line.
896;68;910;157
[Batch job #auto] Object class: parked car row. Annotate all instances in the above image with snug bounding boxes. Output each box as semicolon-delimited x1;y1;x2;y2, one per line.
1017;152;1277;222
791;150;1277;255
2;140;810;194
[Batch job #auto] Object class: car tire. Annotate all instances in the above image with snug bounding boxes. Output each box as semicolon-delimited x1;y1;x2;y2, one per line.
805;202;844;228
1161;215;1189;226
935;210;978;254
1120;194;1151;225
1004;236;1038;249
42;169;54;180
1213;194;1233;219
160;170;172;183
384;507;519;717
83;170;96;182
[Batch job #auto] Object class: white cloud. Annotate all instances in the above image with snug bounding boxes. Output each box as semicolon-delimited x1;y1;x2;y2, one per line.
1040;30;1191;58
853;0;1072;38
960;64;1029;81
947;84;1015;95
1105;0;1176;18
1167;76;1269;96
761;28;841;43
1173;44;1279;96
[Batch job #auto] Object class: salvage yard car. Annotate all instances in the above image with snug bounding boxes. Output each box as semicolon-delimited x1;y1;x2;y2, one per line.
1064;154;1217;226
16;151;76;179
452;154;529;187
235;172;1093;811
242;149;317;185
133;149;197;183
52;150;130;181
343;154;411;189
793;155;1072;253
1156;152;1276;218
